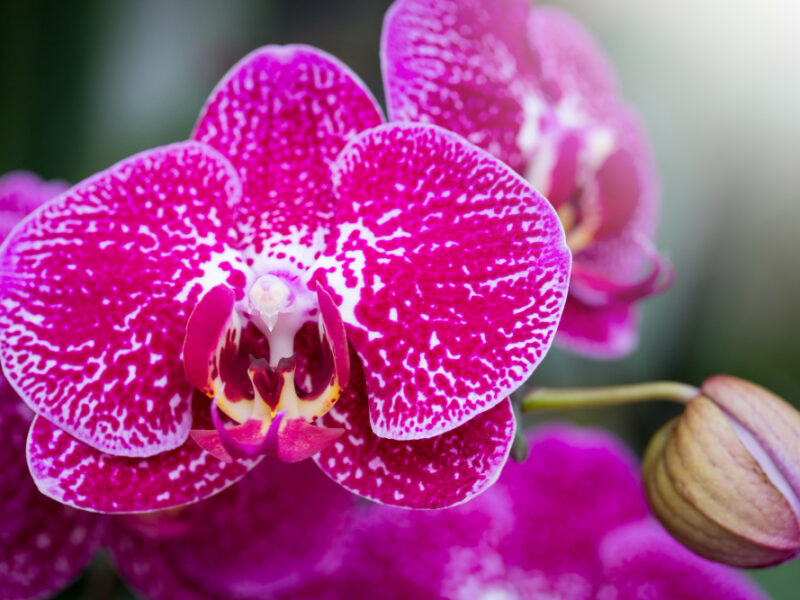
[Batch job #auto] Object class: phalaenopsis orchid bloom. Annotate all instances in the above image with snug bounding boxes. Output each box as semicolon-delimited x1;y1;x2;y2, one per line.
382;0;672;358
107;426;767;600
0;172;101;600
0;46;570;513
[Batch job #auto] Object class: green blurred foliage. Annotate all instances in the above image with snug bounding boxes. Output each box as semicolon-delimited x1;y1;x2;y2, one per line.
1;0;798;597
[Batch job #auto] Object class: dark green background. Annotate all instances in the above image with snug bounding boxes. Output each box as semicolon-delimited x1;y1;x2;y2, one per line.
2;0;798;597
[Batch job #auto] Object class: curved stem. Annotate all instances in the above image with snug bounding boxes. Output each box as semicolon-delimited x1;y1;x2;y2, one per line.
519;381;699;413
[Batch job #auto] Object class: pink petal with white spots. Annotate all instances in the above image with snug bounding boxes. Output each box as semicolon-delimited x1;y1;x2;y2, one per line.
382;0;538;172
0;142;248;457
314;347;516;509
311;123;570;440
598;520;767;600
193;45;384;269
26;393;258;513
556;297;639;360
0;377;101;600
107;457;357;600
0;171;68;241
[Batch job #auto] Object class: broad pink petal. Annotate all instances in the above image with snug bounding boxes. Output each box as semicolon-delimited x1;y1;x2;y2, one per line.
0;142;248;457
0;378;100;599
193;45;384;268
0;171;68;240
314;346;516;508
598;520;768;600
311;123;570;440
556;297;639;360
382;0;538;172
26;394;258;513
107;457;357;599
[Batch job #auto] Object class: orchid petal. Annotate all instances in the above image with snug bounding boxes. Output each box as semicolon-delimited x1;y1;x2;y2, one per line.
0;377;100;599
26;393;258;513
193;45;384;268
0;142;248;457
107;457;357;599
382;0;538;172
0;171;68;240
314;346;516;508
311;123;570;440
599;520;768;600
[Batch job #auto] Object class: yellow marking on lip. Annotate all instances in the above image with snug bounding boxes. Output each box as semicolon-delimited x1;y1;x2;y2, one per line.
215;395;255;424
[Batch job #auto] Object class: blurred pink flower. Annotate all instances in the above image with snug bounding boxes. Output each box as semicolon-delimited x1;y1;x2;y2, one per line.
106;425;766;600
0;172;101;600
382;0;672;358
107;458;357;600
1;46;570;513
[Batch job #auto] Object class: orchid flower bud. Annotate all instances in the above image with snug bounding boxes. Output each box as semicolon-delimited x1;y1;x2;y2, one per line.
643;375;800;567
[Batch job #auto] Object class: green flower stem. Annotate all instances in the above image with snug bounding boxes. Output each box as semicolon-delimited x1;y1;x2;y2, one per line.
519;381;699;413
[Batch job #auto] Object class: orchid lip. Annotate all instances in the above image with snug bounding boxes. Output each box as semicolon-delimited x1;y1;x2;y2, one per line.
184;275;349;464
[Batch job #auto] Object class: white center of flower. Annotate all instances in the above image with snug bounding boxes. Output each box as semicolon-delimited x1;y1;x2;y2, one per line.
249;274;293;331
246;271;318;367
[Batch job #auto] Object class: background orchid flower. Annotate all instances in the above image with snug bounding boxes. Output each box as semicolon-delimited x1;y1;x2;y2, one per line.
0;45;570;513
291;426;767;600
0;172;100;600
107;425;766;599
382;0;671;359
106;458;357;600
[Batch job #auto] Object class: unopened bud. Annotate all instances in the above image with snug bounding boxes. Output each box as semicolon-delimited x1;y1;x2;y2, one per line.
643;375;800;567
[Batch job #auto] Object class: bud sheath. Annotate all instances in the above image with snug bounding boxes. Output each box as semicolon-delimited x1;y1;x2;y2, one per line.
643;376;800;567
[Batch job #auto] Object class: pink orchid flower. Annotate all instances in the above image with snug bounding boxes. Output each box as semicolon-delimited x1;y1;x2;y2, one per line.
382;0;672;358
0;172;101;600
105;426;766;600
0;46;570;513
